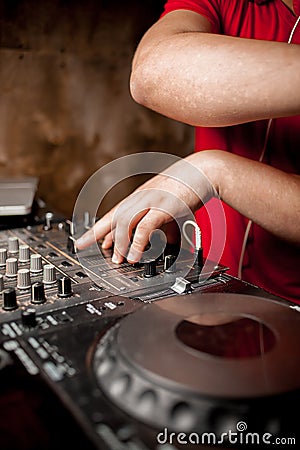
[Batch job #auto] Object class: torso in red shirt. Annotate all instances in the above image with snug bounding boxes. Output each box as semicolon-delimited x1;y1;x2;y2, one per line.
161;0;300;303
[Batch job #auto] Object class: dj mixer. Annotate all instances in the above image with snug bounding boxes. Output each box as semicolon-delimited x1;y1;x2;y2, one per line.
0;214;299;449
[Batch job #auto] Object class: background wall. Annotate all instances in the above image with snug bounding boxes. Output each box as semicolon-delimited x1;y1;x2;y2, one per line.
0;0;194;219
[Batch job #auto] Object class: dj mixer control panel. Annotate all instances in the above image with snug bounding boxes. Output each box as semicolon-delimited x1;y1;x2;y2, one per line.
0;216;299;450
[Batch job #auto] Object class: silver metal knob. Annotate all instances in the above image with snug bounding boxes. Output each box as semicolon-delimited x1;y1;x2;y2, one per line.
43;264;57;284
8;236;19;254
0;248;7;267
30;254;43;274
19;244;30;263
17;269;31;290
5;257;18;278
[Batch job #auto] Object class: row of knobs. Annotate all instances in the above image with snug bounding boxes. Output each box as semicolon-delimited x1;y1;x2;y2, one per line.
2;276;73;311
0;237;73;311
1;253;57;287
0;237;59;289
143;255;176;277
0;236;29;259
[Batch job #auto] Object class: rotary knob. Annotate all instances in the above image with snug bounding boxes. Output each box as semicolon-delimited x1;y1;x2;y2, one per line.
43;264;57;285
31;281;46;304
19;244;30;263
164;254;176;273
0;248;7;267
8;236;19;254
57;276;72;298
30;254;43;274
17;269;31;290
21;308;37;328
5;257;18;278
143;259;157;278
2;287;18;310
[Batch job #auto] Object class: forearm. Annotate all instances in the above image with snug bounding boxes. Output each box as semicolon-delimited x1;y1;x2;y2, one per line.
188;150;300;243
130;12;300;127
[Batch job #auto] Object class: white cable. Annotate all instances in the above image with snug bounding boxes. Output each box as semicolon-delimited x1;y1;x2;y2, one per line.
237;117;273;279
237;16;300;279
182;220;202;250
288;15;300;44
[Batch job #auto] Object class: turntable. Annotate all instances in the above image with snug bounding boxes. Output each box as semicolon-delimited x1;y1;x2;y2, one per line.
0;221;299;449
91;292;300;446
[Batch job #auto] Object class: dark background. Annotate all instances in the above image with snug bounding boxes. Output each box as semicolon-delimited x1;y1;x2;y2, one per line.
0;0;193;218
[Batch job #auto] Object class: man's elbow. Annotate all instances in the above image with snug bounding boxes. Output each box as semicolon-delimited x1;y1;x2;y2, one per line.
129;64;154;108
129;70;142;105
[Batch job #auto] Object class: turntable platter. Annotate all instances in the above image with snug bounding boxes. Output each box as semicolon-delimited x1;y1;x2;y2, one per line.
93;293;300;434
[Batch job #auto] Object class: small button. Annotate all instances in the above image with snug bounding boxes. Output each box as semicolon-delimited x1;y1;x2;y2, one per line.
61;260;72;268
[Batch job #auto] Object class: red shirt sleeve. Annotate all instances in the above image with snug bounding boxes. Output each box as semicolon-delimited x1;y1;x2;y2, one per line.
160;0;221;33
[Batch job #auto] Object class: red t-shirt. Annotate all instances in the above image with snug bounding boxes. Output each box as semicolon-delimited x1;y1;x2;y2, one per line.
161;0;300;303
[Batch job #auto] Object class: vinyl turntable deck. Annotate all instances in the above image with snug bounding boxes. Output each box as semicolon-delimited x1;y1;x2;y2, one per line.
0;221;299;449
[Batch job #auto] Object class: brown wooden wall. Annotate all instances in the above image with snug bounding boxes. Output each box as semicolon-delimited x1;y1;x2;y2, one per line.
0;0;193;218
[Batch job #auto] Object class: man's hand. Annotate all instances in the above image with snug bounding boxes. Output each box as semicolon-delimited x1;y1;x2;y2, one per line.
75;150;300;263
75;154;216;263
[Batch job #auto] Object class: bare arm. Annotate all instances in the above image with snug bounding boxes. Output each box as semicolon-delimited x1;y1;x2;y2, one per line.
130;10;300;127
192;151;300;243
76;151;300;263
76;9;300;261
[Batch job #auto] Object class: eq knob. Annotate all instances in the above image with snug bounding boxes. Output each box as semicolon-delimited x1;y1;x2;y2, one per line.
43;264;57;285
17;269;31;290
8;236;19;254
5;257;18;278
143;259;157;278
58;276;72;298
2;287;18;310
21;308;37;328
164;254;176;273
31;281;46;304
19;244;30;263
0;248;7;267
30;254;43;274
